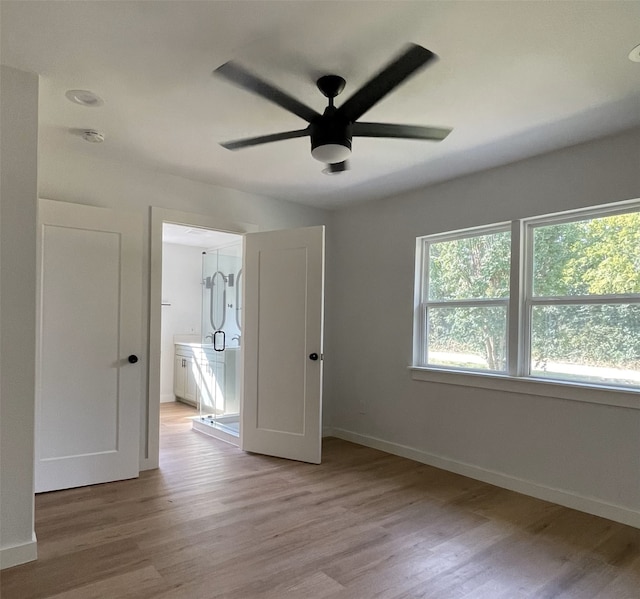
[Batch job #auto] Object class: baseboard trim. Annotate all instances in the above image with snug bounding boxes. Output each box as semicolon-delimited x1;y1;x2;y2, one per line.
160;394;175;404
330;427;640;529
322;426;334;438
1;534;37;569
139;456;158;471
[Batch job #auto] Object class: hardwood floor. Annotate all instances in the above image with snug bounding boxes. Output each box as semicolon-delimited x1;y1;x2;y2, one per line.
2;402;639;598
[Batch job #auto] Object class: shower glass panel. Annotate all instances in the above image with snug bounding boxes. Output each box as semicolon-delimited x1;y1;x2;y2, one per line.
199;241;242;437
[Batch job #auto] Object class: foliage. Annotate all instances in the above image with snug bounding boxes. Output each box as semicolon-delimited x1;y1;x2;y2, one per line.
533;213;640;296
429;231;510;301
426;212;640;380
428;231;510;370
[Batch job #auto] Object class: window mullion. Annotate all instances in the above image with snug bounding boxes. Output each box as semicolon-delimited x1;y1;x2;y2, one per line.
508;220;523;376
521;220;535;377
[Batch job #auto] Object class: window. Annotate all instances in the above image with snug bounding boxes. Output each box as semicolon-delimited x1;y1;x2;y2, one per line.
526;209;640;387
415;201;640;390
419;225;511;372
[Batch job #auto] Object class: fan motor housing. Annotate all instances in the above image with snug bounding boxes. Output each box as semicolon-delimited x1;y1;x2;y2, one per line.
310;112;352;157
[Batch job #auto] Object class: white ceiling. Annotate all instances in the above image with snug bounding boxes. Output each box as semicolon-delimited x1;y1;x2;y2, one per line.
2;1;639;209
162;223;241;248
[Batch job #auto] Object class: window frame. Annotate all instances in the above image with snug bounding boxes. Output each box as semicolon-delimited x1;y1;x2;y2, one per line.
417;222;511;373
413;199;640;402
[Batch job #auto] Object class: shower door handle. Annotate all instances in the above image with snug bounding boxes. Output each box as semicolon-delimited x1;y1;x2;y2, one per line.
213;330;225;352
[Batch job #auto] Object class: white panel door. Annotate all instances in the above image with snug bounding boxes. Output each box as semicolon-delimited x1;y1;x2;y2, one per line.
36;200;143;492
242;226;324;464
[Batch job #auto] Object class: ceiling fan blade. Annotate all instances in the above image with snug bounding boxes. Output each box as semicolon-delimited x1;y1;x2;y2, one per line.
322;160;350;175
214;61;321;123
353;122;451;141
221;128;309;150
337;44;437;123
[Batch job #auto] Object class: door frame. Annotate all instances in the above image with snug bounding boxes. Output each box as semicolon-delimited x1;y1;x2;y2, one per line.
146;207;258;469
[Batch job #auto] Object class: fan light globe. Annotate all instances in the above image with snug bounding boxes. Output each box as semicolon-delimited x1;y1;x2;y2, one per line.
311;143;351;163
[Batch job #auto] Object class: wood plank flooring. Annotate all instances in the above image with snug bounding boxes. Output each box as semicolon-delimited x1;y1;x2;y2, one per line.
2;402;639;598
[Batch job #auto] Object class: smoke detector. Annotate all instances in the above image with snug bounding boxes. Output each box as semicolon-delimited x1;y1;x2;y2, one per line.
82;130;105;143
66;89;104;107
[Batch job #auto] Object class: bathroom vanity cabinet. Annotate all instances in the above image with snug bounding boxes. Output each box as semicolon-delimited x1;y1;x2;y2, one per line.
174;343;237;413
174;345;199;406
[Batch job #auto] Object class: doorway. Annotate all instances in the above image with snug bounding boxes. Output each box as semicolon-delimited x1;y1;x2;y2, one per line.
147;207;258;470
160;223;243;445
148;208;325;470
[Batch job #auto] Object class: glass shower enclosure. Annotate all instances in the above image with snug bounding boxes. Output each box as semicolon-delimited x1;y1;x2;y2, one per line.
196;240;242;439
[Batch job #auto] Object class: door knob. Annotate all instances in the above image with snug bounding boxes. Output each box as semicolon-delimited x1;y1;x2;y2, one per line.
309;353;319;361
128;354;139;364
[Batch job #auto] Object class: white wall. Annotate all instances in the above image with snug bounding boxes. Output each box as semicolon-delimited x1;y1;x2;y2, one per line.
326;128;640;527
160;242;208;402
0;66;38;567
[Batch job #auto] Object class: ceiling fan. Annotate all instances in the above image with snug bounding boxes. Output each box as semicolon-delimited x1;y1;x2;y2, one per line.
214;43;452;173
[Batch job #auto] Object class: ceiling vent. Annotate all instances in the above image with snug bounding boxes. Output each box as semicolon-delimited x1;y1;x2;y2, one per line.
82;130;105;143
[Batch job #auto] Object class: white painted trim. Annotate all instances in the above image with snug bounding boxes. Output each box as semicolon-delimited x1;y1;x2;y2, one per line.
0;533;37;569
147;207;259;471
419;221;512;244
508;220;524;375
330;427;640;529
139;457;155;472
410;367;640;409
160;394;175;404
522;197;640;228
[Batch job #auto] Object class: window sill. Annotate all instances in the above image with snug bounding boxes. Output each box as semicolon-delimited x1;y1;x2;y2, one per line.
409;366;640;410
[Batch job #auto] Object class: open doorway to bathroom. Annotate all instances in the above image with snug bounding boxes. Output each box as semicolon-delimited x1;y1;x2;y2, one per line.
161;223;243;445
